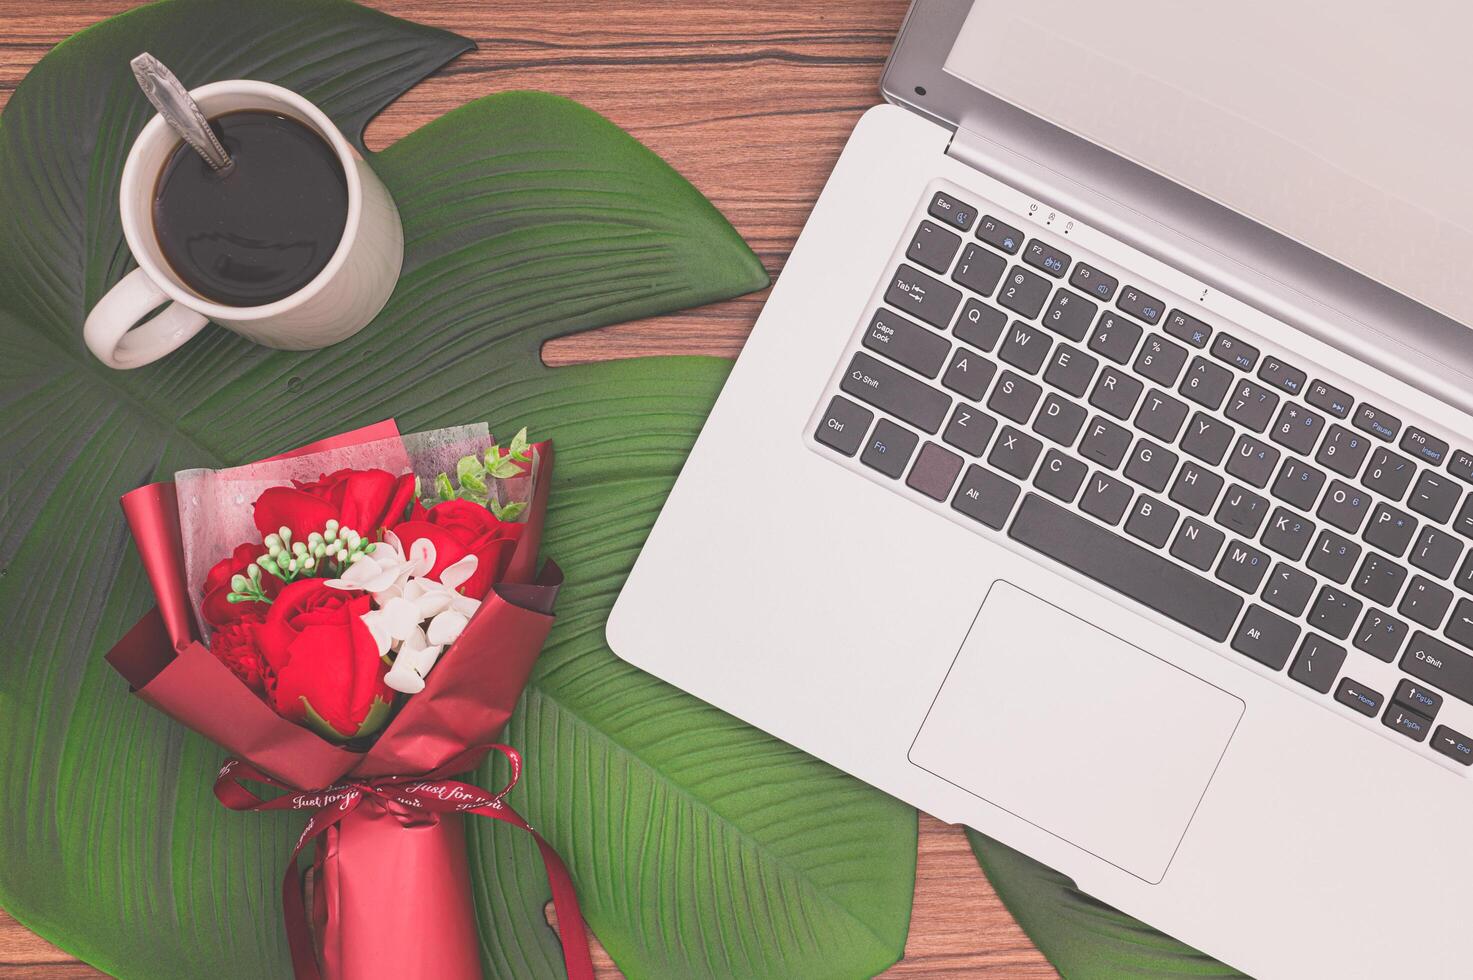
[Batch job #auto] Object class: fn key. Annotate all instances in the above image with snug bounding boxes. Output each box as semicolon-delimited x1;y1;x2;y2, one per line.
814;396;873;456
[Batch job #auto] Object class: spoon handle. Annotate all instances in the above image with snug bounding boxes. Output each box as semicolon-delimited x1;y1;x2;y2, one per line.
129;53;233;172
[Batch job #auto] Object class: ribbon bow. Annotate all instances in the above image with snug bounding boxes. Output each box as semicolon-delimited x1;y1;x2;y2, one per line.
214;745;593;980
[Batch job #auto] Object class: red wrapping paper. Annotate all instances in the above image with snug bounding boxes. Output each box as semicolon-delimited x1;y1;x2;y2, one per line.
104;421;592;980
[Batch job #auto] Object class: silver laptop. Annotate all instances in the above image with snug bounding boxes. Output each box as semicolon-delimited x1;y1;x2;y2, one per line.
607;2;1473;974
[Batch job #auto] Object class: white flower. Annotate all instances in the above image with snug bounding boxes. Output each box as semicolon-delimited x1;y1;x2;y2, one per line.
384;627;444;695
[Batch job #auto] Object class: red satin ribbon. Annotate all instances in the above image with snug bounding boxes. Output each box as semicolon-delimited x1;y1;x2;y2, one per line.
214;746;594;980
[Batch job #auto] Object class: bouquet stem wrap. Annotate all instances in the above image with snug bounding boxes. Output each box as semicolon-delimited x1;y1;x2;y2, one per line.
105;422;593;980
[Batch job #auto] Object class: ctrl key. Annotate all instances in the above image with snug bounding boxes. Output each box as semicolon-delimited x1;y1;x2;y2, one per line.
814;396;873;456
1334;678;1383;717
1432;725;1473;765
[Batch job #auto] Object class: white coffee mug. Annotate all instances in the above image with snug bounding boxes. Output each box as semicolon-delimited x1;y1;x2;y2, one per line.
84;80;403;369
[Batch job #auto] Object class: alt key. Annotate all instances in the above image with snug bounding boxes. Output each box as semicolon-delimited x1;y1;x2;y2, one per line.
814;395;873;457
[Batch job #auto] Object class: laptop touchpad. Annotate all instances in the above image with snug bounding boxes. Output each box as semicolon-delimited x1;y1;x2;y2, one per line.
909;581;1243;884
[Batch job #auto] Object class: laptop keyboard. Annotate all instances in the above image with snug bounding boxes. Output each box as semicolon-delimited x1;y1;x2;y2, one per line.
812;185;1473;770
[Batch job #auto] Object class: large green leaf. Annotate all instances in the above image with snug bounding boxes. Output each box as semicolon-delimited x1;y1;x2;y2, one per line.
0;1;918;978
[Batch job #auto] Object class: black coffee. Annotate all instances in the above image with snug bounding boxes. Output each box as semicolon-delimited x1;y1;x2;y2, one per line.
152;110;348;307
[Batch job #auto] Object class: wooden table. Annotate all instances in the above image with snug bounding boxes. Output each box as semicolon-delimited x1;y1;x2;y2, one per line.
0;2;1056;976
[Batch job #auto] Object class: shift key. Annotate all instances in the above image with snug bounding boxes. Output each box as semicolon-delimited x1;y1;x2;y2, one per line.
885;264;963;328
840;352;951;434
1401;631;1473;707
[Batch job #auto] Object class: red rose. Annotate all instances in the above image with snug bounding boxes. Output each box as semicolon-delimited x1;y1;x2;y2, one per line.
253;468;414;540
212;620;268;694
394;499;523;598
257;579;393;741
202;542;280;626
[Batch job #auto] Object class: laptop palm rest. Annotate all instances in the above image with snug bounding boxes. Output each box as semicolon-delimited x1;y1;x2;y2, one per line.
909;581;1244;884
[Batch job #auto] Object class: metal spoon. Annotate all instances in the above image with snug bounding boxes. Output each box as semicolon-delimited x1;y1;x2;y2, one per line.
129;53;233;172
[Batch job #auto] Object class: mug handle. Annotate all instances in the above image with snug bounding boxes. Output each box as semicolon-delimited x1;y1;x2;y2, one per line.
84;268;208;369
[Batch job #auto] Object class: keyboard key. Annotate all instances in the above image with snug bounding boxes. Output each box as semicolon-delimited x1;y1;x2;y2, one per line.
1009;493;1244;641
1305;380;1353;419
1232;605;1300;669
1224;379;1278;432
954;299;1008;352
1226;434;1280;488
1362;448;1416;500
951;464;1021;529
1080;471;1134;525
1400;576;1453;629
1408;471;1460;523
1182;412;1234;465
1410;525;1463;579
1351;552;1406;606
989;426;1043;479
1309;586;1362;640
1353;403;1401;442
1335;678;1383;717
1353;608;1408;662
1316;424;1372;478
1432;725;1473;765
1452;599;1473;651
1035;449;1088;502
860;418;919;478
1449;449;1473;485
942;404;997;457
864;308;951;377
1033;393;1087;446
951;242;1008;296
1023;239;1070;278
1271;458;1326;511
1257;356;1307;395
1453;495;1473;540
1364;503;1417;556
1179;356;1233;409
1116;285;1164;325
1040;289;1097;342
1262;506;1316;561
1457;552;1473;595
885;265;963;328
1041;344;1098;397
1088;311;1143;364
1123;438;1178;492
1263;563;1316;617
1317;480;1372;534
1401;426;1449;466
1270;403;1326;456
1089;367;1144;420
1392;679;1442;718
1163;309;1212;348
1124;495;1179;548
1133;334;1189;387
841;352;951;433
1308;529;1360;584
928;192;977;232
1402;631;1473;707
1069;262;1118;301
1217;540;1271;593
907;442;965;501
1215;485;1270;537
814;396;873;456
1170;461;1226;515
987;371;1042;423
907;220;962;274
1383;704;1432;742
998;321;1052;374
1171;517;1226;570
1210;332;1259;371
1079;416;1132;469
1289;634;1346;693
1135;389;1190;443
976;214;1023;255
997;266;1052;319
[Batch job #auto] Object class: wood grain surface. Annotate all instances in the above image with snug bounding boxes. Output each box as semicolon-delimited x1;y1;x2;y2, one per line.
0;2;1057;976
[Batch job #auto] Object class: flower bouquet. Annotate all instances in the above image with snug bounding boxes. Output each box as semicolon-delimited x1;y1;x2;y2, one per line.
104;419;592;980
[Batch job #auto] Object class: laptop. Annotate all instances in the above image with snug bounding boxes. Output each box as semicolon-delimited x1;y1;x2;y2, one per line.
607;2;1473;975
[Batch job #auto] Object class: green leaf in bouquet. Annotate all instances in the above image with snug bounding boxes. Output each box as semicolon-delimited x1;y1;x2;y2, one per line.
434;471;457;503
456;454;489;502
0;1;923;979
